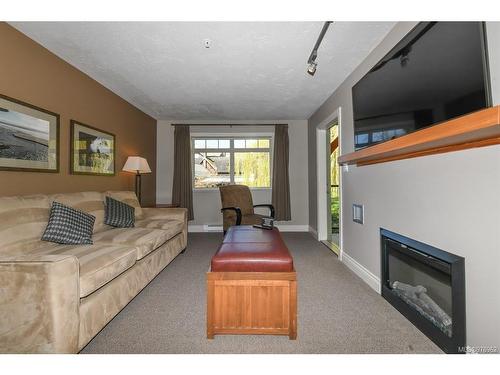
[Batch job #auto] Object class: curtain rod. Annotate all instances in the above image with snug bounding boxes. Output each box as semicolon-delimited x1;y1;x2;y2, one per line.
171;123;288;127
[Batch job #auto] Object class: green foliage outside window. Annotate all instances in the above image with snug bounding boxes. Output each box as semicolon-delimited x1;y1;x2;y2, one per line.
330;125;340;233
234;152;270;187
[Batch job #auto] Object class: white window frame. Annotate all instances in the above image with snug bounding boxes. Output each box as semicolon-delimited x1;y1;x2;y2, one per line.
191;134;273;191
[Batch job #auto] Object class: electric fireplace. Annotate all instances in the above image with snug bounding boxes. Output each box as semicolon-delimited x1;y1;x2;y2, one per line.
380;229;465;353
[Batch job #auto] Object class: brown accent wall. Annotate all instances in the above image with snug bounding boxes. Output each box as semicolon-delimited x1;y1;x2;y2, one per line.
0;23;157;205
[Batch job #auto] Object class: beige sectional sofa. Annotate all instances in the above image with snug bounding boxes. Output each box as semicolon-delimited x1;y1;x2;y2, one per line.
0;191;187;353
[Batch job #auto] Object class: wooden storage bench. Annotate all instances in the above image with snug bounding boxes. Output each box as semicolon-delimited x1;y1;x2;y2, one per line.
206;226;297;339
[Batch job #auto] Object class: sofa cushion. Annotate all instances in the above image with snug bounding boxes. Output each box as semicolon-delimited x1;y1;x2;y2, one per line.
104;191;143;219
134;219;184;253
93;227;175;260
23;242;137;298
135;218;184;233
0;194;51;257
104;196;135;228
42;202;96;245
50;192;106;233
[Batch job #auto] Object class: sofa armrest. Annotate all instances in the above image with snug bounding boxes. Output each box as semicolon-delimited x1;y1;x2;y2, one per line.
0;255;80;353
142;207;188;247
142;207;187;222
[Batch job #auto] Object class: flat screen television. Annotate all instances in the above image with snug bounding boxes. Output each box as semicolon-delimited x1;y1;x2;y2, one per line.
352;22;492;150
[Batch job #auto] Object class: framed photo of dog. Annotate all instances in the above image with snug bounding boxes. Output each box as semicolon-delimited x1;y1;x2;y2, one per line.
70;120;115;176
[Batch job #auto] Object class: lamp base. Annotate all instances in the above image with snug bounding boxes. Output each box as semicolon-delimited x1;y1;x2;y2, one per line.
135;172;142;204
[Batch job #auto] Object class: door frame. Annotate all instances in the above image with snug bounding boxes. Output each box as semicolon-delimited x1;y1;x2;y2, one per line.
316;107;343;260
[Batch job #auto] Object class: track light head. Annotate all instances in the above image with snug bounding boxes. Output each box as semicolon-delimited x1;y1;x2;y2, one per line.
306;21;333;77
307;62;318;76
399;45;412;67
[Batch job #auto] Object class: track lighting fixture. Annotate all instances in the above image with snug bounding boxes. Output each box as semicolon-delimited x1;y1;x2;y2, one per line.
307;62;318;76
307;21;333;76
399;46;412;67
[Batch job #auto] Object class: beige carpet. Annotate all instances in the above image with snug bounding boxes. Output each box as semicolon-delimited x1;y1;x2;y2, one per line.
81;232;441;354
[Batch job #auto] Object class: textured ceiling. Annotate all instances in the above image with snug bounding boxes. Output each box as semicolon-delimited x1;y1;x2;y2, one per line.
11;22;395;120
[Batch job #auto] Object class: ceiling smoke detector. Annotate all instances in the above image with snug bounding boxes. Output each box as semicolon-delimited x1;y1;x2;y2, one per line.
203;39;212;48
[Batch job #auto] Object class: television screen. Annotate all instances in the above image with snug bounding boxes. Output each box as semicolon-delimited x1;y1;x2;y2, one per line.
352;22;491;150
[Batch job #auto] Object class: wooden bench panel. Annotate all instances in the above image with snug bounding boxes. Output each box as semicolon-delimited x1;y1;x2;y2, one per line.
207;271;297;339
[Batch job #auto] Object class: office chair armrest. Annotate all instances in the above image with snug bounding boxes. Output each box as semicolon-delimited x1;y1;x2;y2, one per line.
221;207;242;225
253;204;275;219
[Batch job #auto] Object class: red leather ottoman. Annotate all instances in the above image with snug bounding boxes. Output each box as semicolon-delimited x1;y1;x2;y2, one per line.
207;226;297;339
211;226;294;272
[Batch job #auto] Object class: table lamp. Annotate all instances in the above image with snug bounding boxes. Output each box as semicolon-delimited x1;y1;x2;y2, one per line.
122;156;151;203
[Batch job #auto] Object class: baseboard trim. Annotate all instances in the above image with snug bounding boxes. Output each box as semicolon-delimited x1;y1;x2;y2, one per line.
341;252;381;294
188;225;219;233
188;224;309;233
308;226;318;239
274;224;309;232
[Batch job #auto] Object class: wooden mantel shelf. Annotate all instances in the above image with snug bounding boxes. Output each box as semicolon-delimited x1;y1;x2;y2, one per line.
339;106;500;166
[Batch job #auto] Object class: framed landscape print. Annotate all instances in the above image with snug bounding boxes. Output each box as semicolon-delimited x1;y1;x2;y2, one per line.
70;120;115;176
0;94;59;172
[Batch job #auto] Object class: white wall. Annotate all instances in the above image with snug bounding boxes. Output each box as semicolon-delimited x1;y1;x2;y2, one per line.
157;120;309;229
308;22;500;347
487;22;500;103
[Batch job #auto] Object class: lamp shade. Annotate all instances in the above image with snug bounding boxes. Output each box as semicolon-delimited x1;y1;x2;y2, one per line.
122;156;151;174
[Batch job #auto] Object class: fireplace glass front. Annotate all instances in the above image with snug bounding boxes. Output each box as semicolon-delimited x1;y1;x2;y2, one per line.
380;229;465;353
386;240;453;337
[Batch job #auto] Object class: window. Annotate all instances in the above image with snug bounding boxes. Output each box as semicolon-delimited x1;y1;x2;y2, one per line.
192;137;272;189
355;133;369;145
355;128;408;149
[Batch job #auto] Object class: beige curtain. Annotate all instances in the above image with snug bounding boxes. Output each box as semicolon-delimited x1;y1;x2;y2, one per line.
172;125;194;220
271;124;291;221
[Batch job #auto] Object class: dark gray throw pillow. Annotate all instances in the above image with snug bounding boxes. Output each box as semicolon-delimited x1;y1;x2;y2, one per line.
104;196;135;228
42;201;95;245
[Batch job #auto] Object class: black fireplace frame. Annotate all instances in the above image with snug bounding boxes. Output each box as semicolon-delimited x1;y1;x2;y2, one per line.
380;228;466;353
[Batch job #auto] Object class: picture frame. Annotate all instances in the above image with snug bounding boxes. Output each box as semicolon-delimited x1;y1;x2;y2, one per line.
0;94;59;173
70;120;115;176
